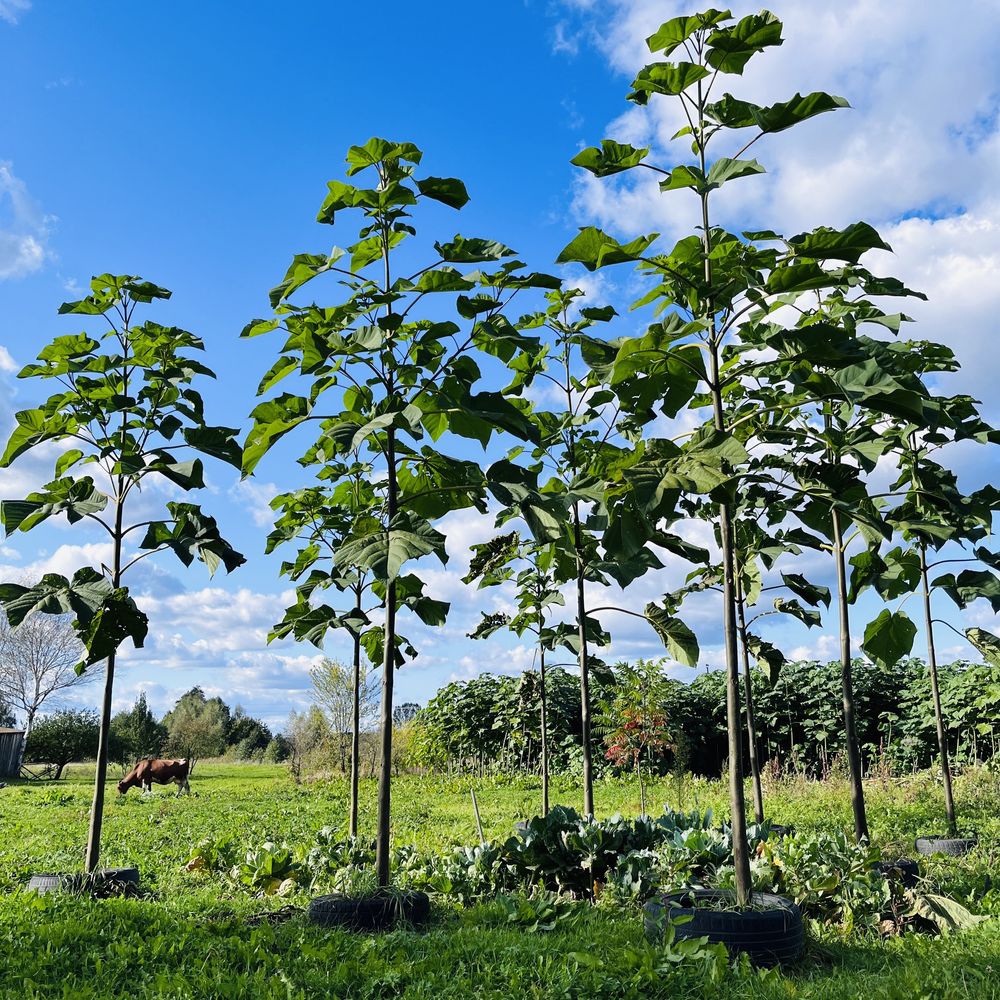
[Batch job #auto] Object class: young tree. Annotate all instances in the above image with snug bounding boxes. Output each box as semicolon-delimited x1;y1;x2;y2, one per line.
490;288;702;816
560;10;919;896
267;471;381;838
599;659;671;815
286;705;329;782
465;532;565;815
0;608;90;741
0;274;244;870
310;656;378;773
877;401;1000;833
243;139;553;886
24;709;99;779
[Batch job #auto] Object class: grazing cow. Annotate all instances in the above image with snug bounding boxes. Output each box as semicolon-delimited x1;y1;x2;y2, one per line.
117;758;191;796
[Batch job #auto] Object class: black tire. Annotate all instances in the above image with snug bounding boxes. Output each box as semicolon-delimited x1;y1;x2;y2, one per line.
97;867;140;886
308;891;430;931
768;824;793;839
874;858;920;888
644;889;803;968
915;835;977;857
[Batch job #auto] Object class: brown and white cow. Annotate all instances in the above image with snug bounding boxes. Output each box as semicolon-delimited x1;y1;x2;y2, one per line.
117;758;191;796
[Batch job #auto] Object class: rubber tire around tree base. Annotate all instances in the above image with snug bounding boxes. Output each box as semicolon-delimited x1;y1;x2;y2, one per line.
644;888;804;968
874;858;920;887
915;835;977;857
308;891;430;931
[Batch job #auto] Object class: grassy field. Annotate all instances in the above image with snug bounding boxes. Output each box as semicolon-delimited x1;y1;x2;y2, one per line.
1;763;998;998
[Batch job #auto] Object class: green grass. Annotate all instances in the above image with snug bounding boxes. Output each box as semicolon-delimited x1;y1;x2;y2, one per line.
1;763;998;998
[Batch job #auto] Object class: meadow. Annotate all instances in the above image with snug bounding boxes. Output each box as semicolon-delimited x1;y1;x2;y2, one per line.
0;763;998;998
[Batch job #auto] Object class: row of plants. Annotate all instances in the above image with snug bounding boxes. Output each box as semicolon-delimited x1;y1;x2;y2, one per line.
410;657;1000;782
0;13;997;938
182;806;984;939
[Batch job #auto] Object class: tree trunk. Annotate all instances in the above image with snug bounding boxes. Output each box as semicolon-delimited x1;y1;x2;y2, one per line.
695;73;751;902
736;578;765;825
831;506;869;841
920;545;956;833
85;484;124;873
539;640;549;817
350;629;361;839
573;503;594;817
375;427;397;888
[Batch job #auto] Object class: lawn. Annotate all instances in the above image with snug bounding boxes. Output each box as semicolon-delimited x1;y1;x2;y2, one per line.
0;763;998;998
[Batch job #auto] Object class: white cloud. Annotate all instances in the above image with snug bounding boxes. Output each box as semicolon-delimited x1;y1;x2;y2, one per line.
0;161;50;278
229;478;280;528
0;0;30;25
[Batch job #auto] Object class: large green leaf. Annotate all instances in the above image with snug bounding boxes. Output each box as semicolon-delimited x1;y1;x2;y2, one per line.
242;395;313;475
772;598;821;628
0;568;148;670
416;176;470;209
745;634;785;684
706;11;783;74
646;10;731;55
571;140;649;177
934;569;1000;612
966;627;1000;666
705;157;765;190
334;509;447;581
628;61;710;104
707;91;849;132
140;503;245;576
644;603;699;666
1;477;108;535
861;609;916;669
557;228;658;271
789;222;891;264
1;406;78;467
780;572;831;608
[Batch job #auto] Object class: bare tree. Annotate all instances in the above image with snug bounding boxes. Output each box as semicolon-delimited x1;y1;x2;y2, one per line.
310;657;378;772
286;706;329;783
0;610;92;741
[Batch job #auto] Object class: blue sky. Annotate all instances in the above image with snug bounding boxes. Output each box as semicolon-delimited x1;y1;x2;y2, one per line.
2;1;1000;730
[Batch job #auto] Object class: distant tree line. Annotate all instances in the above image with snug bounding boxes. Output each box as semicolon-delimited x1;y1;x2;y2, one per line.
22;686;284;777
409;658;1000;780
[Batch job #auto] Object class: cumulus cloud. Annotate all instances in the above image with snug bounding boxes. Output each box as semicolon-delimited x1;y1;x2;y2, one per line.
0;161;50;279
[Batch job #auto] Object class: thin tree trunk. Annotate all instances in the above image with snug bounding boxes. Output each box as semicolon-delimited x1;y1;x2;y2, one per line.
573;503;594;817
920;545;956;833
831;506;869;841
698;90;752;901
375;427;397;888
350;628;361;839
736;578;765;825
637;756;646;816
539;640;549;817
85;485;124;872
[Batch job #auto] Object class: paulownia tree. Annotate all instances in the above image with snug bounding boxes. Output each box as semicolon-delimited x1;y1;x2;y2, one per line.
560;9;920;897
266;462;381;838
878;396;1000;833
242;138;555;886
464;531;566;815
500;288;703;816
0;275;244;869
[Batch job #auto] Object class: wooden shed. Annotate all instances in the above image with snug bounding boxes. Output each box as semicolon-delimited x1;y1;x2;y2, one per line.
0;728;24;778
